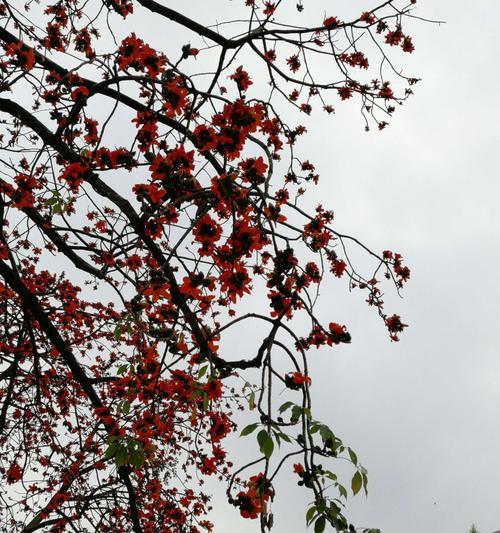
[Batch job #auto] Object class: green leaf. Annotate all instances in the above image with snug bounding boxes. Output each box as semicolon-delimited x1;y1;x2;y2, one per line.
351;471;362;496
338;483;347;499
191;389;201;400
362;471;368;495
309;423;320;434
44;196;58;206
305;506;317;525
115;445;128;467
314;515;326;533
105;443;117;459
319;425;334;443
240;423;258;437
324;470;337;481
198;365;208;378
129;448;145;469
257;429;274;458
262;438;274;458
278;431;291;443
248;391;255;410
278;401;294;414
328;501;341;518
348;447;358;466
114;325;123;341
290;405;302;424
117;364;128;375
122;400;130;415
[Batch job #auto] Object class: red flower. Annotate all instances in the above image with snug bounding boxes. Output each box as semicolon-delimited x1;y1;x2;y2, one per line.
402;36;415;53
293;463;304;474
360;11;375;24
290;372;311;385
84;118;99;145
328;322;351;345
182;44;199;58
339;52;369;69
263;49;276;62
143;282;170;303
229;66;253;92
338;86;353;100
200;455;218;475
385;29;404;46
132;112;158;152
180;275;203;300
150;146;195;181
145;183;166;204
219;263;252;303
208;412;231;442
59;162;89;192
117;33;165;76
43;22;66;51
230;220;265;259
286;54;301;73
193;214;222;256
379;83;394;99
236;474;274;519
192;124;217;153
239;157;267;185
330;259;346;278
263;2;276;16
202;379;223;400
6;42;35;71
323;16;339;29
285;372;311;389
74;28;94;58
125;254;142;271
6;462;22;484
385;314;408;341
236;490;262;519
70;86;89;101
161;76;188;117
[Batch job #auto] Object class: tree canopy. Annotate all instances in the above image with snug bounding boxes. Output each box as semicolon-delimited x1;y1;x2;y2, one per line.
0;1;420;531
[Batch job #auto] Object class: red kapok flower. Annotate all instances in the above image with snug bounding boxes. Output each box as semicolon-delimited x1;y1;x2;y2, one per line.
323;16;339;29
70;86;89;101
293;463;304;474
229;66;253;92
6;462;22;484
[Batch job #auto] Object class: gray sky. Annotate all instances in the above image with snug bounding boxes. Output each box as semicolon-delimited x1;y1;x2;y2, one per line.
201;1;500;532
108;1;499;531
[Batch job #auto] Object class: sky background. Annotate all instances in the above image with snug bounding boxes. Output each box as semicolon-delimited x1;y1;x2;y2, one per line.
10;0;499;531
112;1;500;532
193;1;500;532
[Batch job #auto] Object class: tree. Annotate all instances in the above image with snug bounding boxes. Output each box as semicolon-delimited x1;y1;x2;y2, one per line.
0;0;420;531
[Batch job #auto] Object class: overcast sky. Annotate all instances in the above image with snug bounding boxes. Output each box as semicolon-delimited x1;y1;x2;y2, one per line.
111;1;500;532
192;1;500;532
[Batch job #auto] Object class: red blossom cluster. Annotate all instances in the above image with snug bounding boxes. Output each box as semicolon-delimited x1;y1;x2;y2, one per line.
235;473;274;519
